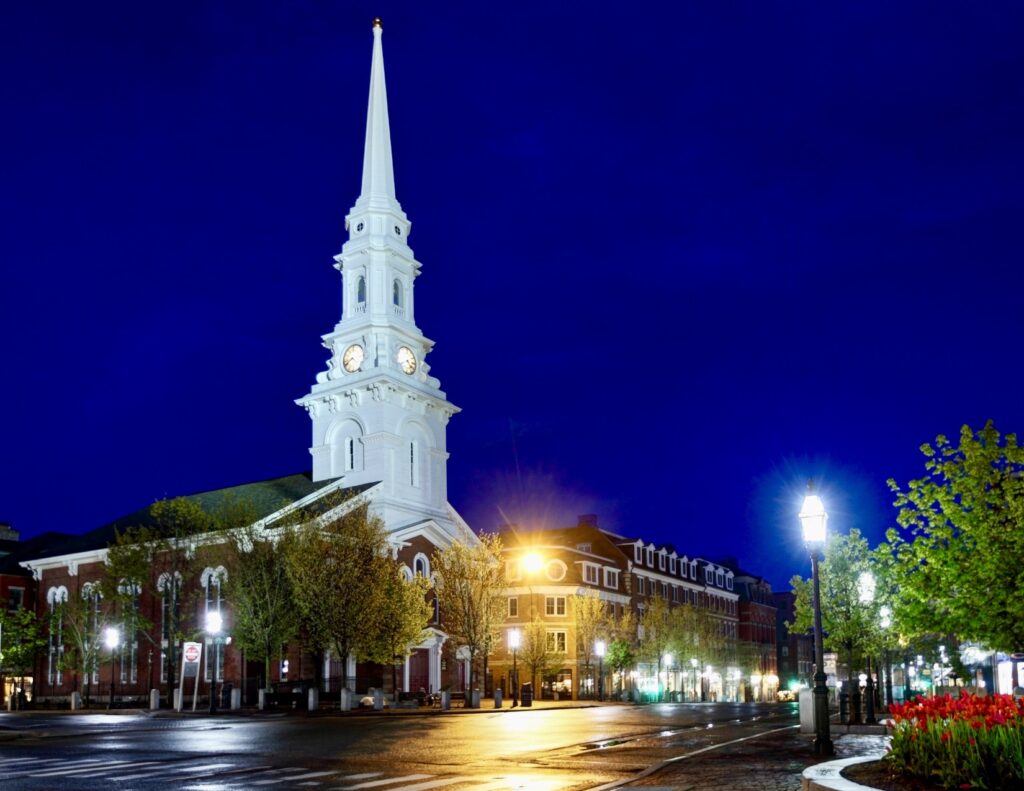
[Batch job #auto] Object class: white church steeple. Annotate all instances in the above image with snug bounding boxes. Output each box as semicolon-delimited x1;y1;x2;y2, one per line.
296;19;460;536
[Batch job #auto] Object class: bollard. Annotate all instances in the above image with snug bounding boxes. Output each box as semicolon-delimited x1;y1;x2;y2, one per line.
494;688;502;709
258;689;266;711
174;688;183;712
373;688;384;710
441;690;450;711
70;691;82;710
231;687;241;710
470;689;481;709
340;688;351;711
308;687;319;712
150;689;160;711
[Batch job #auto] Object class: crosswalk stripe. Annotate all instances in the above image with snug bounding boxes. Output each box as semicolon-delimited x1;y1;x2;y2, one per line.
339;774;432;789
346;773;384;780
251;770;338;785
30;760;135;777
117;763;251;781
0;758;39;766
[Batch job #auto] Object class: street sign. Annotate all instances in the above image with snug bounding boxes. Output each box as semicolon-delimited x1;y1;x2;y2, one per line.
182;642;202;678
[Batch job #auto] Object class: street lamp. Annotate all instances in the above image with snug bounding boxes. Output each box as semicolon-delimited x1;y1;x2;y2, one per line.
595;640;606;702
206;611;223;714
104;626;120;710
799;482;834;755
508;628;521;708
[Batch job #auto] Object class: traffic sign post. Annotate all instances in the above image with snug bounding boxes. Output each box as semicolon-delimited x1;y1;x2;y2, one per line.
178;641;202;712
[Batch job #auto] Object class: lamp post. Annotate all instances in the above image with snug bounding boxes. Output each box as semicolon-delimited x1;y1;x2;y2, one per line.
104;626;120;710
595;640;606;702
509;628;520;708
690;657;699;702
663;653;673;702
879;607;893;707
799;482;834;756
206;611;223;714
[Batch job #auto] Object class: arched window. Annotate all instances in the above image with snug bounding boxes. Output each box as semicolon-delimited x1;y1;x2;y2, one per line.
157;572;181;683
413;553;430;578
46;586;68;685
357;276;366;303
82;583;103;684
392;280;402;306
201;567;227;682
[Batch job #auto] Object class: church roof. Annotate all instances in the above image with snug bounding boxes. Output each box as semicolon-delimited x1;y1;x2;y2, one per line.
23;472;368;562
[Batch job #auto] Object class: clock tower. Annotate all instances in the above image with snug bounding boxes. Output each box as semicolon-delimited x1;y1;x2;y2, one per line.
297;19;460;536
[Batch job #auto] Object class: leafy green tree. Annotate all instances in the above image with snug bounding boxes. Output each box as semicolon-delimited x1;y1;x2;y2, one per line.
56;584;109;701
0;607;47;706
222;524;298;692
885;422;1024;656
605;638;635;697
431;531;506;700
638;595;674;700
519;616;556;694
284;504;388;691
363;562;433;699
572;591;608;698
790;527;879;696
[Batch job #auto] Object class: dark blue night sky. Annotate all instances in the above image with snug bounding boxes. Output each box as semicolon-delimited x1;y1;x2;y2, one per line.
3;2;1022;589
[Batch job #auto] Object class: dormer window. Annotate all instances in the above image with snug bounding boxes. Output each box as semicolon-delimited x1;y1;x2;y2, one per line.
634;544;642;563
645;547;653;566
669;557;677;574
658;551;665;571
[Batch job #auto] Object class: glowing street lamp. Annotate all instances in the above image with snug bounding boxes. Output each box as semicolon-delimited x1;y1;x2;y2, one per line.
104;626;120;710
799;481;834;755
509;628;521;708
595;640;606;702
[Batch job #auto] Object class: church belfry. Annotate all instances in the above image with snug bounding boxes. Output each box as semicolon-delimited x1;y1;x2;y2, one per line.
297;19;459;530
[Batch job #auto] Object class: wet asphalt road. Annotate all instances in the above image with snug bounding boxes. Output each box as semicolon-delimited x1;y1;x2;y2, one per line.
0;702;799;790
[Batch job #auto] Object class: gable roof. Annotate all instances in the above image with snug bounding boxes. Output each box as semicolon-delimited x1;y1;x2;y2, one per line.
22;472;362;563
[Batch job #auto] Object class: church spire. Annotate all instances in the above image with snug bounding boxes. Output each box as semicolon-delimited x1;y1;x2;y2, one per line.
353;18;404;217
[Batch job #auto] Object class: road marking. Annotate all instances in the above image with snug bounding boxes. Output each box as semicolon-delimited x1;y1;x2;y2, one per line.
339;773;432;789
30;760;136;777
391;777;471;791
346;773;384;780
251;769;339;785
584;724;799;791
73;761;164;778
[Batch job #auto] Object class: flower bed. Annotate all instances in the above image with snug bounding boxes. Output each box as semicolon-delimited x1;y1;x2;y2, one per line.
886;692;1024;789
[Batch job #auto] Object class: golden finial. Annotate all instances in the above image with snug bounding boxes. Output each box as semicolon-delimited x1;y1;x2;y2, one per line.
372;17;383;29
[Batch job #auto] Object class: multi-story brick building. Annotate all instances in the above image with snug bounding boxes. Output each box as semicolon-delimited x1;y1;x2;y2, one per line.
773;591;814;696
730;564;779;701
492;516;753;702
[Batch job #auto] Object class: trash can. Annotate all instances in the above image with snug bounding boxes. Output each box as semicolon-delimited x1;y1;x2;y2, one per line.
521;683;533;707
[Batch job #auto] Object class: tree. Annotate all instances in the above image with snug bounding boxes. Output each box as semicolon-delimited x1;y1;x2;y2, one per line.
431;530;505;700
605;638;635;697
222;524;298;692
284;503;389;691
519;616;556;694
363;563;432;699
638;595;674;700
790;528;879;697
572;591;608;698
0;607;47;707
146;497;215;701
56;584;109;702
885;422;1024;656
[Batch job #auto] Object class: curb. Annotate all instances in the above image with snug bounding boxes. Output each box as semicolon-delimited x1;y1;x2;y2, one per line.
801;753;886;791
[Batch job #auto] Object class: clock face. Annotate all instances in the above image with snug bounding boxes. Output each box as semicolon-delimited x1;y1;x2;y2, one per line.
342;344;364;373
397;346;417;374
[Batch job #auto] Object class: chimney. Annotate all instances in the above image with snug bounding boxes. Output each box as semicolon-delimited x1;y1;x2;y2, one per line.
0;522;19;542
